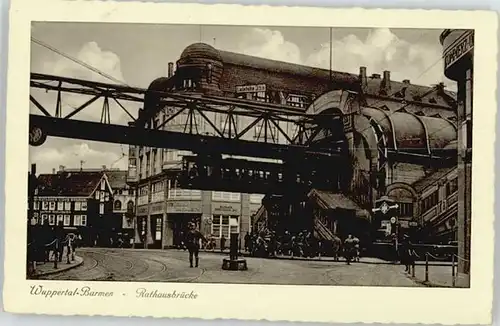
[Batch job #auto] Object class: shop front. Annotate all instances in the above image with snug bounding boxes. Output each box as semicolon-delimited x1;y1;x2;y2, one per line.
210;202;241;249
149;202;165;249
135;205;148;248
166;200;202;248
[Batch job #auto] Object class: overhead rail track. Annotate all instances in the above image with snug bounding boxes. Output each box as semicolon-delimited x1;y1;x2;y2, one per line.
29;73;345;161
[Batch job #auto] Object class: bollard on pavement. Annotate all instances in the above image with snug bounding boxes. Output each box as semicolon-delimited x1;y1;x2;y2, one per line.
412;263;415;277
425;253;429;282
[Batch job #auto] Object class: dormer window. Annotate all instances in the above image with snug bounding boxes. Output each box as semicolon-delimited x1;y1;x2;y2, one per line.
428;97;437;104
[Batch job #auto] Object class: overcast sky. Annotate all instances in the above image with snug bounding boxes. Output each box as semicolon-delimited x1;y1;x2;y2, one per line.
29;23;455;174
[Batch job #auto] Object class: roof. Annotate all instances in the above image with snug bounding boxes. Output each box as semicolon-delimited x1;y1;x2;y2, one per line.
36;171;104;197
361;107;457;154
178;43;456;107
308;189;370;219
412;167;457;193
105;170;128;190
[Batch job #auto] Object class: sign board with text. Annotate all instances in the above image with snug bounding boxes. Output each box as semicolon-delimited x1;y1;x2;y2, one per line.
166;201;202;214
137;205;148;216
235;84;266;93
212;202;241;215
444;31;474;70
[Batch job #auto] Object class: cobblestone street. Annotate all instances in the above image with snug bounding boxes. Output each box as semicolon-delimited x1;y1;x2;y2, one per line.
39;248;423;287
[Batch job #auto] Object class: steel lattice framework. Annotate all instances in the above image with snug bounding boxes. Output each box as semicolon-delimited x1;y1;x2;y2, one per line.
29;73;346;162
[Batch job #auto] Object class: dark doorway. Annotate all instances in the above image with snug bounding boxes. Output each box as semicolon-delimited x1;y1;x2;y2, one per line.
150;215;163;249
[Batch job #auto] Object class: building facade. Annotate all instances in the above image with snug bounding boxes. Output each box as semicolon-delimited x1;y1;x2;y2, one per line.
106;170;136;246
128;42;459;249
441;29;474;274
33;169;115;246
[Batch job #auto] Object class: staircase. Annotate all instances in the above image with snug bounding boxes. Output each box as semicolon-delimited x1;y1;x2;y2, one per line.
252;204;268;233
313;216;337;241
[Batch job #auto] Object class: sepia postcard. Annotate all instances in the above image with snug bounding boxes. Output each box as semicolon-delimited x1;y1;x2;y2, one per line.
2;0;498;324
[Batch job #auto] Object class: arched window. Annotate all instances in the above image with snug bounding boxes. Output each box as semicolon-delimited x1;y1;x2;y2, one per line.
127;200;135;213
114;200;122;211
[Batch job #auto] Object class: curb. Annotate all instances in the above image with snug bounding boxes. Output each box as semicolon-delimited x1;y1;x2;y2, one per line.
32;256;84;278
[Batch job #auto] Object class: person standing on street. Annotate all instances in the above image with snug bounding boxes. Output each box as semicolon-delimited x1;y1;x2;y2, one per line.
185;222;207;268
343;234;356;265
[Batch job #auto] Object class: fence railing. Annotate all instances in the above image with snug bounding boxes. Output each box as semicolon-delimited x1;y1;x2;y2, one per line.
407;252;469;287
27;237;76;277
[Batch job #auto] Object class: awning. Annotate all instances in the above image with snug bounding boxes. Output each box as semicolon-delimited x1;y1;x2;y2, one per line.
308;189;371;220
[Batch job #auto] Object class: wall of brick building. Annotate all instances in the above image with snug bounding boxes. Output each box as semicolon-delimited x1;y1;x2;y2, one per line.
219;64;331;97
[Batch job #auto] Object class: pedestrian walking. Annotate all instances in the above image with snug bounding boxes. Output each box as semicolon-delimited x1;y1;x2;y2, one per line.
244;232;250;252
220;235;226;252
185;222;207;268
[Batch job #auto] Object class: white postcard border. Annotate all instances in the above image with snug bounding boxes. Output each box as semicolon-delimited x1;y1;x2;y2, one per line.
3;0;497;324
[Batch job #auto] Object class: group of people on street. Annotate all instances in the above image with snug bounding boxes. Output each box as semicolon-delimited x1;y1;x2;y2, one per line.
27;222;82;275
241;229;361;264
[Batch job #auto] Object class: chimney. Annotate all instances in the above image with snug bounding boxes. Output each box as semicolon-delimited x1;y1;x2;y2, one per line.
59;165;65;172
371;73;381;79
382;70;391;93
102;165;107;171
52;168;56;174
403;79;410;84
168;62;174;78
359;66;368;93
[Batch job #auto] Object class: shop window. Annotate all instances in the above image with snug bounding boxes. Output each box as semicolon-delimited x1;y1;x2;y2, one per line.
57;202;64;211
211;215;239;238
155;217;162;240
64;202;71;211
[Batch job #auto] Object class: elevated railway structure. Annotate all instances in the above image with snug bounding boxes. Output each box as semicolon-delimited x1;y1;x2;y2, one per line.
29;43;460;248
